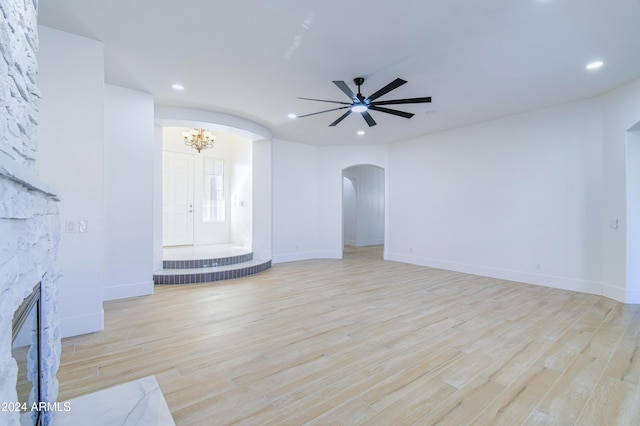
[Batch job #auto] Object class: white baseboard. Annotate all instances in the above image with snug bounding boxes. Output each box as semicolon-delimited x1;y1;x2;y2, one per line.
273;250;342;264
314;250;342;259
273;252;314;263
602;283;625;303
386;252;604;297
60;309;104;338
103;280;154;301
624;288;640;304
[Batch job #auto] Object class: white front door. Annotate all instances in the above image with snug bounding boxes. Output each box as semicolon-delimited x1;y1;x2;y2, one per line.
163;151;194;246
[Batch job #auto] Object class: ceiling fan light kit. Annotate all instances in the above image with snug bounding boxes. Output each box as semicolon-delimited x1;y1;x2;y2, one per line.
350;104;368;113
297;77;432;127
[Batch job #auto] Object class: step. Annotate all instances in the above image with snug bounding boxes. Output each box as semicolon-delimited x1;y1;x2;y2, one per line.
153;258;272;285
162;251;253;269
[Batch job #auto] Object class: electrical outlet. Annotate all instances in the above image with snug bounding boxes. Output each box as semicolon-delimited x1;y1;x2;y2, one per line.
65;221;76;233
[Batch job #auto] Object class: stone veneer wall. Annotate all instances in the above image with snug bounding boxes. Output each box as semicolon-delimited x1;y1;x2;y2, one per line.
0;1;61;426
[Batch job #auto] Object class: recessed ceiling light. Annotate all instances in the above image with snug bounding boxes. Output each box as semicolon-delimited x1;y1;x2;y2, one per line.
288;113;297;119
171;83;185;91
586;61;604;70
357;130;365;136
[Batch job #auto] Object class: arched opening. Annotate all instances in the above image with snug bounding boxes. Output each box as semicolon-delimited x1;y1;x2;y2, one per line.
342;164;385;259
153;108;273;282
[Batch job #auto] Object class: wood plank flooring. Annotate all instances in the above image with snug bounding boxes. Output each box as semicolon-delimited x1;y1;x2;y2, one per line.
56;246;640;425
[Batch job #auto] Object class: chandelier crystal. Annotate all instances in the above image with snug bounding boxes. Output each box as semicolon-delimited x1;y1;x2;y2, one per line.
182;128;216;152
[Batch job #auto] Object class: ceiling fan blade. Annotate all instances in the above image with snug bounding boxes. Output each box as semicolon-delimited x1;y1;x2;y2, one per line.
297;97;351;105
333;80;359;101
361;111;377;127
297;106;349;118
329;110;352;126
365;78;407;102
370;96;432;106
369;105;414;119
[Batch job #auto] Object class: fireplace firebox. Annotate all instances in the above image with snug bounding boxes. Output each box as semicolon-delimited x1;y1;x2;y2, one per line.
11;282;43;426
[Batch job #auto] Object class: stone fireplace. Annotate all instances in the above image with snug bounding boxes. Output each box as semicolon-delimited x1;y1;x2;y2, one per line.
1;1;62;426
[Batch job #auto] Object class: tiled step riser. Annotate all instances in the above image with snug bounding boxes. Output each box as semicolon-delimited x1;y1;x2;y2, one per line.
163;253;253;269
154;261;271;285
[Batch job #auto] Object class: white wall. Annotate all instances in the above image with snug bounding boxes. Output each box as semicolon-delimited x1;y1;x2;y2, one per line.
153;124;163;271
230;135;253;247
343;165;385;247
103;84;154;300
37;26;104;337
387;98;604;295
342;177;357;245
252;139;272;260
272;139;318;262
272;141;389;262
271;81;640;303
602;78;640;303
628;131;640;301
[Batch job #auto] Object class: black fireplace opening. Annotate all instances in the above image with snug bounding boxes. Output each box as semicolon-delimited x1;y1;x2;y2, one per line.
11;281;42;426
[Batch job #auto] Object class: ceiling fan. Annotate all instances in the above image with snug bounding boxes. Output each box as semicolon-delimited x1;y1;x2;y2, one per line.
297;77;431;127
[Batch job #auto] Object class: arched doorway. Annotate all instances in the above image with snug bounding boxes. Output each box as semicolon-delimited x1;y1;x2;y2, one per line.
342;164;385;258
154;108;273;271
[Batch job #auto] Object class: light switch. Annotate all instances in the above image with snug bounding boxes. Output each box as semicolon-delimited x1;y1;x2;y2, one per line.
79;220;88;233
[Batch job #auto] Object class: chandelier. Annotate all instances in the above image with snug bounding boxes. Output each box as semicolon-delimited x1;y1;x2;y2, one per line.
182;128;216;152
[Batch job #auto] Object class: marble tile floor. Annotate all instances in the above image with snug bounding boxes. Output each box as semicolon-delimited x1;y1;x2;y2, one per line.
51;376;175;426
163;243;250;261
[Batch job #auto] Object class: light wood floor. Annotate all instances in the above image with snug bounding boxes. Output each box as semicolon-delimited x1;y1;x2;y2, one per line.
57;246;640;425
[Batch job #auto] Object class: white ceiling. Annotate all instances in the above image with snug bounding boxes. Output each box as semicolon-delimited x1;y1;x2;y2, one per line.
37;0;640;146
